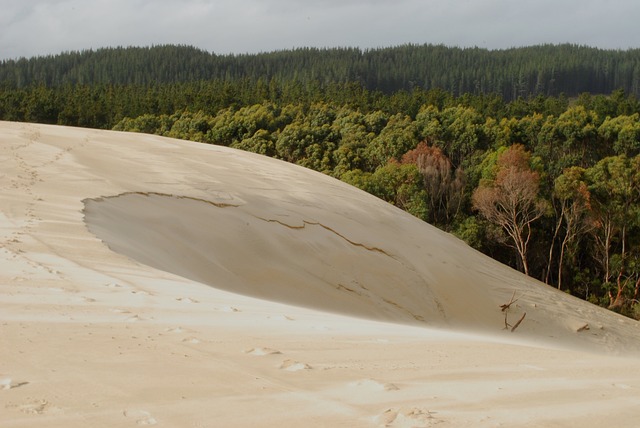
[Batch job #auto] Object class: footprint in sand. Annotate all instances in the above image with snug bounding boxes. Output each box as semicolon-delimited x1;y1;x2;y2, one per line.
245;347;282;356
376;407;441;427
279;359;311;372
269;314;294;321
72;296;96;303
176;297;199;303
349;378;399;392
220;306;240;313
106;282;124;288
124;409;157;425
14;399;60;415
126;314;151;323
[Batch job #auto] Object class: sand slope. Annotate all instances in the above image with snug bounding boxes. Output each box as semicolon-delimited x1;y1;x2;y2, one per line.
2;121;640;427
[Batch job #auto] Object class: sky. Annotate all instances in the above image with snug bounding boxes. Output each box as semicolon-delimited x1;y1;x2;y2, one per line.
1;0;639;60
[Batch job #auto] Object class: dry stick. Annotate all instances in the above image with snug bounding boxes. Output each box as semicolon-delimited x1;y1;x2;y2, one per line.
500;291;526;331
500;291;519;312
503;310;511;330
501;291;516;329
576;323;590;332
511;312;526;332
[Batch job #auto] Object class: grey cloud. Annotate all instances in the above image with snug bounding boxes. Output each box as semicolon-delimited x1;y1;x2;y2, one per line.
1;0;639;60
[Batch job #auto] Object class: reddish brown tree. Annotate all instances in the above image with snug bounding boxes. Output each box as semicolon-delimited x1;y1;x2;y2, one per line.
472;145;547;276
402;142;465;228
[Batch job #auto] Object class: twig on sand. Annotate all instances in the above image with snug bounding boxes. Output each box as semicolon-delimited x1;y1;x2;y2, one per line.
501;291;526;332
511;312;526;332
500;291;519;312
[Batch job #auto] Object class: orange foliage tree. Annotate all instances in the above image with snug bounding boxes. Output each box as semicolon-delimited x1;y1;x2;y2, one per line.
472;144;547;276
401;142;465;228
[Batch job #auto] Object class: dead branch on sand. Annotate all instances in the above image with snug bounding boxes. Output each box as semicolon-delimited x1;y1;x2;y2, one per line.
500;291;519;313
501;291;526;332
511;312;526;332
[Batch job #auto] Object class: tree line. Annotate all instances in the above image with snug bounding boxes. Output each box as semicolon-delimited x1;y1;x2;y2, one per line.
2;44;640;99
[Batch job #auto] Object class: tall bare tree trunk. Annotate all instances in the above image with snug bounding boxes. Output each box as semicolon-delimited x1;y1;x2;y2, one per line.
546;202;564;285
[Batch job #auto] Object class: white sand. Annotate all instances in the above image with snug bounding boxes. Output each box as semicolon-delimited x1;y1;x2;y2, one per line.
2;121;640;427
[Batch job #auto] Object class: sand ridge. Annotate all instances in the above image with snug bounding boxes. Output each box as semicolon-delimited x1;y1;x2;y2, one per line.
2;121;640;427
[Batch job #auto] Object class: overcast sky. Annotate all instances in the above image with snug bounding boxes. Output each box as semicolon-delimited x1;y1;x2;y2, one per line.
1;0;639;60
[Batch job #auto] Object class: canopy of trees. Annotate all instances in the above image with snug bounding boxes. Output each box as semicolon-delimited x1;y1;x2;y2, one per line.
2;44;640;318
2;44;640;99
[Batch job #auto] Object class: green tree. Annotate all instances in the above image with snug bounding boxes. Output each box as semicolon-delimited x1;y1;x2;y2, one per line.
551;106;600;171
598;114;640;157
231;129;276;156
585;155;640;308
342;162;428;220
331;109;375;177
550;167;595;289
365;113;417;168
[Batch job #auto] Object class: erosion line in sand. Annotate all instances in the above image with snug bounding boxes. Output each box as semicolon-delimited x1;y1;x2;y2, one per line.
83;191;242;209
381;297;427;322
252;216;395;258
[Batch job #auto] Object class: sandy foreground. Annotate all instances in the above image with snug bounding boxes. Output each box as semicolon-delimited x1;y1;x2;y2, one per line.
2;121;640;427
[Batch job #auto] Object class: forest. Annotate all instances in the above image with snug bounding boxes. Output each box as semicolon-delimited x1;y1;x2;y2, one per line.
2;44;640;98
1;44;640;318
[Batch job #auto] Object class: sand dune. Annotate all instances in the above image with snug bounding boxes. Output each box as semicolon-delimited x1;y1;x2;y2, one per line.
2;121;640;427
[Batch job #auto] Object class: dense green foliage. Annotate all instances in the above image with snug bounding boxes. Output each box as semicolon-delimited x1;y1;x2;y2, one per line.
2;44;640;317
3;44;640;98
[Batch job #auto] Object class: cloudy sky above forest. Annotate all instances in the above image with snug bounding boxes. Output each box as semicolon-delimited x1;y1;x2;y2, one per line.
1;0;639;60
